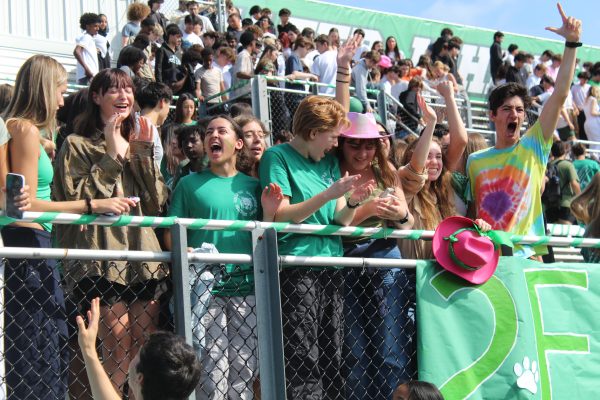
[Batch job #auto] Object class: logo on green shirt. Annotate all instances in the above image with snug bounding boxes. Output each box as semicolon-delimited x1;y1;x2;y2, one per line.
234;190;258;218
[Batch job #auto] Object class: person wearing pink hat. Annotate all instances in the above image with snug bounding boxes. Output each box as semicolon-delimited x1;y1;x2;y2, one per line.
258;35;376;399
336;39;415;399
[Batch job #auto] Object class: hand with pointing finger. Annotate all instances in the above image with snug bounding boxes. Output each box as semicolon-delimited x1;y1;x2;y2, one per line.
545;3;581;43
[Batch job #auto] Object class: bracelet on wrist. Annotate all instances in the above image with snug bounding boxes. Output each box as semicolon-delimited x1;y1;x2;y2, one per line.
336;79;351;84
395;210;410;225
85;197;93;214
565;41;582;48
346;198;360;209
337;66;350;71
336;71;350;76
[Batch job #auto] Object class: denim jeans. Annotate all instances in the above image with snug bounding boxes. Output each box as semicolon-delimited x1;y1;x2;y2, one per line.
343;238;416;400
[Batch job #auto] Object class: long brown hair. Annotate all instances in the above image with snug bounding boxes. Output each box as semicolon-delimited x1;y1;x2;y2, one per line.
402;136;455;229
75;69;136;140
571;173;600;240
337;137;398;189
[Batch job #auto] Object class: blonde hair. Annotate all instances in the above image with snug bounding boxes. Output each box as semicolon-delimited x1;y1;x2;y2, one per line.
588;85;600;99
3;55;67;137
460;132;489;172
292;96;349;140
433;61;450;73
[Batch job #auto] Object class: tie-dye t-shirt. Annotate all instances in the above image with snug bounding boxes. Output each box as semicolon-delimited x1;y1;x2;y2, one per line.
466;121;552;257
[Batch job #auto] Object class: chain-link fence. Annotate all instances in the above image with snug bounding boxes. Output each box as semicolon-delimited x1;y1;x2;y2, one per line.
279;267;417;400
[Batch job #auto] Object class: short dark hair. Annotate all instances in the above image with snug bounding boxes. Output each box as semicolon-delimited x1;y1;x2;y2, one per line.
514;52;526;63
137;332;201;400
447;38;461;50
229;102;252;118
541;50;554;58
441;27;453;37
249;5;261;15
242;18;253;27
293;36;312;50
79;13;101;30
201;47;214;59
184;14;202;26
399;381;444;400
354;28;365;38
141;17;156;29
571;142;586;157
541;74;555;86
488;82;531;114
117;46;147;68
135;81;172;109
551;141;568;158
165;23;182;37
278;8;291;16
508;44;519;53
240;30;255;48
577;71;591;80
131;33;151;50
494;31;504;40
177;124;204;148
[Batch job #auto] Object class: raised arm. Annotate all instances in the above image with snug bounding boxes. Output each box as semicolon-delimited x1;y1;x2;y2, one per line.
436;81;468;171
539;3;582;140
335;34;360;111
77;298;122;400
408;95;437;173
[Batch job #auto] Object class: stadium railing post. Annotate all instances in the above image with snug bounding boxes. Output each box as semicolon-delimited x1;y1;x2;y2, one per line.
251;76;272;141
252;227;287;400
377;89;388;127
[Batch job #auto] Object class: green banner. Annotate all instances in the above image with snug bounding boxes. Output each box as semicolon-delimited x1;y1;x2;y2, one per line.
417;257;600;399
236;0;600;101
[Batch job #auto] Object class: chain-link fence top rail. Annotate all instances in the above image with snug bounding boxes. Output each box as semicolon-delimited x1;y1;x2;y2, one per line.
2;212;598;249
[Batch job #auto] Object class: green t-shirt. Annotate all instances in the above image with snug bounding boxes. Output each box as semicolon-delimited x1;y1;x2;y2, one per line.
169;170;261;296
259;143;343;262
573;158;600;190
552;159;579;208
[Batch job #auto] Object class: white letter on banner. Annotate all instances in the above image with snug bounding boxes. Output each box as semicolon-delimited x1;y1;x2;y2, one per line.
458;44;490;95
410;37;431;66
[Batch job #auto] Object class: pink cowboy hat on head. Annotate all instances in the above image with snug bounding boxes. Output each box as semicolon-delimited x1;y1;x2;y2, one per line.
341;112;391;139
432;216;501;284
378;55;393;69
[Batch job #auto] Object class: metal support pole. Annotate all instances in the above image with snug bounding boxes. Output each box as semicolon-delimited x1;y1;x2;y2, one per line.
170;223;193;345
251;76;272;143
377;89;388;126
216;0;227;33
170;223;195;400
252;228;286;400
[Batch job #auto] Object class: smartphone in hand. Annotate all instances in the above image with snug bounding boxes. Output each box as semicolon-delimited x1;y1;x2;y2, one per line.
5;173;25;219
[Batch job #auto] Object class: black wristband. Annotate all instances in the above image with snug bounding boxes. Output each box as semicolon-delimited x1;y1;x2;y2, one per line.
396;210;410;225
336;79;351;84
85;197;93;214
346;198;360;209
336;70;350;76
565;41;582;48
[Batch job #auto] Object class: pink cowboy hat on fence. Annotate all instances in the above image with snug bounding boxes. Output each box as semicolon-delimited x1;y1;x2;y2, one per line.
432;216;501;284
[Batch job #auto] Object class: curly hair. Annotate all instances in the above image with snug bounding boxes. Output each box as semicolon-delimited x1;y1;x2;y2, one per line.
127;2;151;22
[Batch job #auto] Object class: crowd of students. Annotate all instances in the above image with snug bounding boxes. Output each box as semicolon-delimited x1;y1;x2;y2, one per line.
0;1;599;400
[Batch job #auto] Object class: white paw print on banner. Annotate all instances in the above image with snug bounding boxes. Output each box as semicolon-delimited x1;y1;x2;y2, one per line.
514;356;540;394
